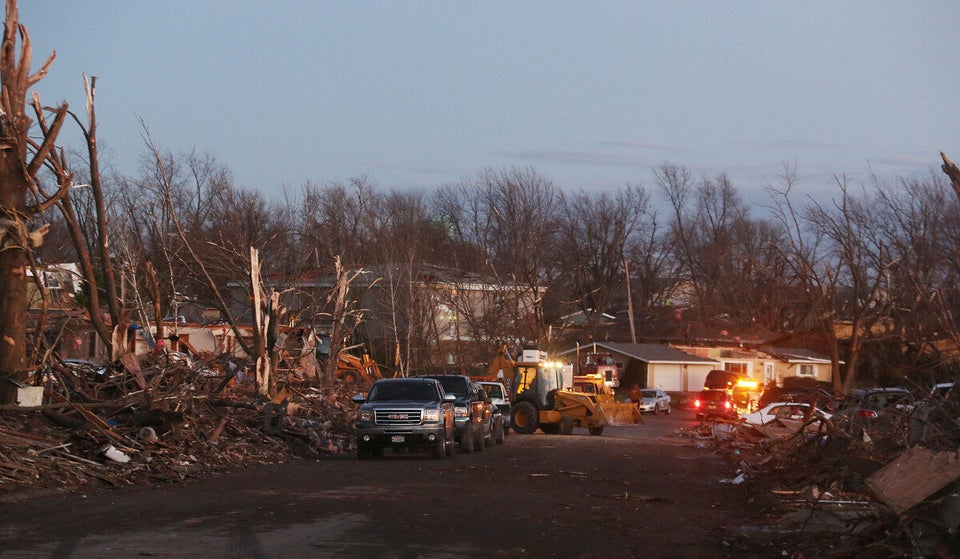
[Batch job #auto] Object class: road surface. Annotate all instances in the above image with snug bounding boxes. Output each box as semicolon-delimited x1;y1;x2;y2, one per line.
0;408;770;558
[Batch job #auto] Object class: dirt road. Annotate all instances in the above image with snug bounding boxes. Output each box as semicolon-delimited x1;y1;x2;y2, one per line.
0;409;771;558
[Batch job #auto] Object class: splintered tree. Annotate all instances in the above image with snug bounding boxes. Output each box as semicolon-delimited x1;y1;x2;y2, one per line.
0;0;63;382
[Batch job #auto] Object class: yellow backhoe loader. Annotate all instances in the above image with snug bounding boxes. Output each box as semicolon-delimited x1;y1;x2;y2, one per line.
508;348;640;436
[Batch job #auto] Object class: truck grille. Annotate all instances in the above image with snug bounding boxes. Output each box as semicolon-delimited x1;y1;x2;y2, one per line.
375;408;423;425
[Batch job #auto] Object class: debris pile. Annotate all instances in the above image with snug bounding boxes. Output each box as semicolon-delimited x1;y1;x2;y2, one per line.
691;394;960;558
0;355;359;499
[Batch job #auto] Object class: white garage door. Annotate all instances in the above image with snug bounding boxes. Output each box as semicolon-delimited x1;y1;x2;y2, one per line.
650;364;682;392
687;367;712;392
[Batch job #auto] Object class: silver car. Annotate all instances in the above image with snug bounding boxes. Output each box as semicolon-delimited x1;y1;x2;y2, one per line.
640;388;671;414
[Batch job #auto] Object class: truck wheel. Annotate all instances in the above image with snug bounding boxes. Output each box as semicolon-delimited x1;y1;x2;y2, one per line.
445;430;455;456
559;414;574;435
460;425;474;453
494;418;505;445
588;426;605;436
511;401;539;434
372;446;384;458
432;437;445;459
357;445;371;460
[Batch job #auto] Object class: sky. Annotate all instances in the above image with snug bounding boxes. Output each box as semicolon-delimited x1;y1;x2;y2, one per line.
20;1;960;206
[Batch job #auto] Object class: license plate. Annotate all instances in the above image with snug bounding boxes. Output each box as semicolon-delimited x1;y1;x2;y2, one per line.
390;435;405;443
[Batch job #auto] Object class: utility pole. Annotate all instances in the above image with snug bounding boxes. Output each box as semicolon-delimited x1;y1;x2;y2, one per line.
624;257;636;343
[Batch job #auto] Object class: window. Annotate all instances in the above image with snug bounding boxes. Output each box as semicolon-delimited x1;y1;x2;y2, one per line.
725;362;747;374
798;364;815;377
43;271;62;289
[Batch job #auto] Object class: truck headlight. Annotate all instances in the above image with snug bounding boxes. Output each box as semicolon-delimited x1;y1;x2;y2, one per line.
422;409;441;422
454;405;469;418
359;409;374;422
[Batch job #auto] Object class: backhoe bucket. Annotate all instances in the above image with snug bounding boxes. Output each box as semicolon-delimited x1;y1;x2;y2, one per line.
599;402;643;425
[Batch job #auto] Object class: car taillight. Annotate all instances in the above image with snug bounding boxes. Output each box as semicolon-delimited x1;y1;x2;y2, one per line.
855;409;879;418
694;399;702;408
724;401;732;409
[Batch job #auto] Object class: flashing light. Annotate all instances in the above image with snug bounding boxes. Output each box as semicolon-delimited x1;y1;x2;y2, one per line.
736;379;759;389
694;399;702;408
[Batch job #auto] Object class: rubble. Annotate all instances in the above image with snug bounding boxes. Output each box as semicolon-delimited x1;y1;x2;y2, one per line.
689;396;960;558
0;355;359;501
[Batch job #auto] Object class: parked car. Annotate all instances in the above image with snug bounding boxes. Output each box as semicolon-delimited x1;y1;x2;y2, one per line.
839;387;916;419
477;380;511;435
741;402;831;426
419;374;494;452
352;377;456;460
834;387;917;437
639;388;671;414
930;382;955;399
695;388;738;420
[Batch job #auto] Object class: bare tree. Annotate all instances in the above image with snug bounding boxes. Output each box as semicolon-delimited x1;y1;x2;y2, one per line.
555;185;651;338
435;168;561;349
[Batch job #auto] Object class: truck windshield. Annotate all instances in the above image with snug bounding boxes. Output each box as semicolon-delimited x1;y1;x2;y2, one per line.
434;377;469;397
368;382;437;402
483;384;504;399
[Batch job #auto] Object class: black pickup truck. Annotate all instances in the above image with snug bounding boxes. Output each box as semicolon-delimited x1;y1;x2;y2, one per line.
418;374;494;453
352;377;456;459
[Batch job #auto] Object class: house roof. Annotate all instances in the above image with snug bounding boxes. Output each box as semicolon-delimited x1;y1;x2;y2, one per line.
560;342;719;365
759;346;833;364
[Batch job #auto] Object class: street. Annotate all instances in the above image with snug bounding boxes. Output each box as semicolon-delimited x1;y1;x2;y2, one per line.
0;409;769;558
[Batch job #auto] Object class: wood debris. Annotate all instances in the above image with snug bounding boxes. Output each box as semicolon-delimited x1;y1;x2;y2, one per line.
690;396;960;558
0;354;360;499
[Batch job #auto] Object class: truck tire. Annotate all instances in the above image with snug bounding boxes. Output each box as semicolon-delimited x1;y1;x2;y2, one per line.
494;418;505;445
559;414;574;435
357;445;372;460
588;426;605;436
540;423;559;434
511;401;539;434
460;425;474;453
445;430;455;456
432;437;445;459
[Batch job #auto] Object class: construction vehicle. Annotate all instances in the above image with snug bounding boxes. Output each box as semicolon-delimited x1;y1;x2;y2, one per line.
579;349;621;389
335;345;383;386
570;374;643;424
508;348;640;436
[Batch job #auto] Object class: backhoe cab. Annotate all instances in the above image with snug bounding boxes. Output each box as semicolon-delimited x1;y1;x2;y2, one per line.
510;350;610;436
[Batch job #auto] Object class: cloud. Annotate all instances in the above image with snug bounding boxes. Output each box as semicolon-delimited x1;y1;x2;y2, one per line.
732;139;850;151
869;154;937;168
492;148;651;169
596;140;684;153
360;162;466;176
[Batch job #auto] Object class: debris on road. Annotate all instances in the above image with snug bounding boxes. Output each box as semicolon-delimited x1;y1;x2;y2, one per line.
689;391;960;558
0;354;358;499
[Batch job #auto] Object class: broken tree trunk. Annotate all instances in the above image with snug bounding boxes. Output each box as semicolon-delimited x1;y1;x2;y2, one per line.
0;1;58;383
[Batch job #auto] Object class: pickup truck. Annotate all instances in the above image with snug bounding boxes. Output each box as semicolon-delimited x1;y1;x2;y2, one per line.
352;377;456;459
477;380;510;441
419;374;494;453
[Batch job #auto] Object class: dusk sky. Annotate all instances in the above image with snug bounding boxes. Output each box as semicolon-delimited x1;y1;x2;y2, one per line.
22;2;960;205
